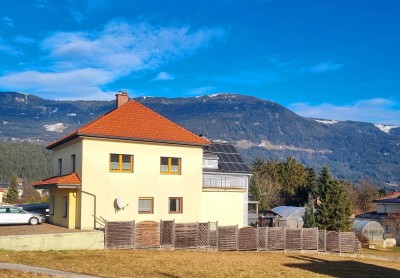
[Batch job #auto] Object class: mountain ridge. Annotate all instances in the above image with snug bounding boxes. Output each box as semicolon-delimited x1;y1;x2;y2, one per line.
1;91;399;186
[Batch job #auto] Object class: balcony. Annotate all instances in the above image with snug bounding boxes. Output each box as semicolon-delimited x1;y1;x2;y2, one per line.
202;175;247;190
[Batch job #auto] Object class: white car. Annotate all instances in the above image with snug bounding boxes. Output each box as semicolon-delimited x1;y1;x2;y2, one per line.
0;206;45;225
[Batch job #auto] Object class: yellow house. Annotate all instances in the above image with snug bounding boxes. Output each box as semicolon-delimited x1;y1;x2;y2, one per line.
34;92;250;229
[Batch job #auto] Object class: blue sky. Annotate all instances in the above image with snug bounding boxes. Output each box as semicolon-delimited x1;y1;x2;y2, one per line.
0;0;399;124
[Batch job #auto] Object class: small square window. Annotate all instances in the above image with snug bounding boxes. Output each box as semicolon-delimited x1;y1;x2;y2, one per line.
138;198;154;214
169;197;183;213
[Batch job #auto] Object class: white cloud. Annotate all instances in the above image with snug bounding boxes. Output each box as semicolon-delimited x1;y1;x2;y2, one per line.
290;98;400;125
12;35;35;45
153;72;175;81
301;61;343;74
1;17;14;28
0;20;225;99
0;37;22;56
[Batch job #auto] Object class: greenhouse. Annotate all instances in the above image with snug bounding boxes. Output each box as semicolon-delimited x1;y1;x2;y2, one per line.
271;206;305;229
353;220;385;242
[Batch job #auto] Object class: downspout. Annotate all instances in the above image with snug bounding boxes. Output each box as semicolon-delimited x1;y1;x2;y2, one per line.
79;189;97;229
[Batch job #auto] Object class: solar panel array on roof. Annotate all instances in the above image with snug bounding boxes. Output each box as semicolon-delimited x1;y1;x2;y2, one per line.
208;143;251;174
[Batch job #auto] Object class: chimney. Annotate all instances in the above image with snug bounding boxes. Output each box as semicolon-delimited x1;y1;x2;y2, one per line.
116;91;129;108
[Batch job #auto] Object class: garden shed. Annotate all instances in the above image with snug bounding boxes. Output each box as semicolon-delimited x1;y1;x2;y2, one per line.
271;206;305;229
353;220;385;242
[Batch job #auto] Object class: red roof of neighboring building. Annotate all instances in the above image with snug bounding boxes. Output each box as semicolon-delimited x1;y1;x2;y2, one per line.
47;99;209;149
33;173;81;187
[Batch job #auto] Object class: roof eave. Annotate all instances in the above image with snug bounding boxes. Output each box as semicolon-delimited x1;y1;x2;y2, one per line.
77;133;210;146
33;184;80;190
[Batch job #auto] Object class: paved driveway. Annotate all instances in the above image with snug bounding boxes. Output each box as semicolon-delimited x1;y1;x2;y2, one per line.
0;223;93;236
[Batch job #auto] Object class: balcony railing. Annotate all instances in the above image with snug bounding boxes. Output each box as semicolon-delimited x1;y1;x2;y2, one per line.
203;176;247;189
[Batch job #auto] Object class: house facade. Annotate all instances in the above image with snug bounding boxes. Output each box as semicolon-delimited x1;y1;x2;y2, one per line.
34;93;250;229
356;192;400;236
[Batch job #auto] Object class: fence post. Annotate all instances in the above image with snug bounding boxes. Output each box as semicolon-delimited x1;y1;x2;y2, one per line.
173;219;176;250
284;227;287;251
132;220;136;250
300;228;303;251
324;230;327;252
339;232;342;253
207;221;210;248
196;222;199;249
265;227;268;251
160;220;163;249
236;224;239;251
216;221;219;250
104;220;108;249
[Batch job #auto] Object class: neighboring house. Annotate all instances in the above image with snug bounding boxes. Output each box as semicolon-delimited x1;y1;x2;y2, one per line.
259;206;305;228
34;92;250;229
356;192;400;234
202;142;251;226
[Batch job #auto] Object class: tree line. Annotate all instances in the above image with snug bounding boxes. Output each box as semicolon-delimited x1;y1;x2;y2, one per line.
250;157;383;231
0;141;52;183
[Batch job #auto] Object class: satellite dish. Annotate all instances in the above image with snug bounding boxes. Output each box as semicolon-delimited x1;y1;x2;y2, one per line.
116;197;125;210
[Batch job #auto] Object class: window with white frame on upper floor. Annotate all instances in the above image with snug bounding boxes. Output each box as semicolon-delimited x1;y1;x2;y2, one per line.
160;157;181;175
109;154;133;172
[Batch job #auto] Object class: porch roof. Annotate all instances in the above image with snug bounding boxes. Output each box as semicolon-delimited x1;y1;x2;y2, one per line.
33;173;81;189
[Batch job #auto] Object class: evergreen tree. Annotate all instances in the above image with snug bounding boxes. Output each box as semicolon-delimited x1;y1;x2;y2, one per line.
306;167;318;196
315;167;352;231
303;197;316;228
5;174;19;204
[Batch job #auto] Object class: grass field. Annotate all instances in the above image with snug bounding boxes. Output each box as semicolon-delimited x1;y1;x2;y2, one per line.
1;249;400;278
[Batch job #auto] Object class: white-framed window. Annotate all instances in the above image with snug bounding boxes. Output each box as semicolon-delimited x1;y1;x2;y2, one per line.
138;197;154;214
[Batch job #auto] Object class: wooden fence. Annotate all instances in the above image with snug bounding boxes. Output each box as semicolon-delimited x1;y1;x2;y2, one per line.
104;220;361;254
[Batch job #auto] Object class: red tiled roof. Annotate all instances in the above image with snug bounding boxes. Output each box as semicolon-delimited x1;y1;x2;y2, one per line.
33;173;81;187
47;100;210;149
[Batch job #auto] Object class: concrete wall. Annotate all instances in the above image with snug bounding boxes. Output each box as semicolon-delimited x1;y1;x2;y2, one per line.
0;231;104;251
79;138;204;229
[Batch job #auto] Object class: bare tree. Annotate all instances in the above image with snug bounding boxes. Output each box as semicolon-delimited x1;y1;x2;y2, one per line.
20;179;41;204
387;213;400;237
356;179;379;213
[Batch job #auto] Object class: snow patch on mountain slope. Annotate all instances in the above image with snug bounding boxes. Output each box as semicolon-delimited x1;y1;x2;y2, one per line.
375;124;400;134
44;123;66;133
315;119;338;125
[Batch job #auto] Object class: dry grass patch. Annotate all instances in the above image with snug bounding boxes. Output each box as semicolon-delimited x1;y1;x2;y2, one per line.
0;269;53;278
1;249;400;278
